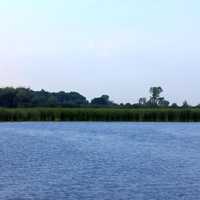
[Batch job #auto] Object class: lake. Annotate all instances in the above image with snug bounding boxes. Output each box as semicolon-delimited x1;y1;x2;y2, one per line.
0;122;200;200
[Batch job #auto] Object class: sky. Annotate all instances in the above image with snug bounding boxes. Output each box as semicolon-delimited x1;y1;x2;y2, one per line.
0;0;200;105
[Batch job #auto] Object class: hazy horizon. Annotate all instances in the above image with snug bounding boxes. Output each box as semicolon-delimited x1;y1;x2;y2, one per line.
0;1;199;105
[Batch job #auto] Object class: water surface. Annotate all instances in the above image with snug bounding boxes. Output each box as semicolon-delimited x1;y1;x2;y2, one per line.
0;122;200;200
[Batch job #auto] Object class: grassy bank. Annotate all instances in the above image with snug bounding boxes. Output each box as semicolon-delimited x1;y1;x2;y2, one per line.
0;108;200;122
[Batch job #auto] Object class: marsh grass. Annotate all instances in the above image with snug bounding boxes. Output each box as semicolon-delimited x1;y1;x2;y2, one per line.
0;108;200;122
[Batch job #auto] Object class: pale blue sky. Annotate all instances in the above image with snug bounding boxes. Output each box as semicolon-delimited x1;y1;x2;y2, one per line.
0;0;200;105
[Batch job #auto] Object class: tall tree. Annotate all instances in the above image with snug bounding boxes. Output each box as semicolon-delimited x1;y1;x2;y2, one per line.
138;97;147;106
149;86;163;106
91;95;114;106
182;100;190;108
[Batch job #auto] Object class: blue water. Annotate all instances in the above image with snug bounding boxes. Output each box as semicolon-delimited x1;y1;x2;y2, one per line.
0;122;200;200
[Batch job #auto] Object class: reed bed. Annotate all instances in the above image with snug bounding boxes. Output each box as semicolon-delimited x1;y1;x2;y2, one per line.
0;108;200;122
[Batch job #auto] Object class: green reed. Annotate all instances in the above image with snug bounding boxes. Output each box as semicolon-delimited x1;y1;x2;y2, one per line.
0;108;199;122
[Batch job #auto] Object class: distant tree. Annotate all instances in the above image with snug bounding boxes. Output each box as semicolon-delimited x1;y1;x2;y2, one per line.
171;103;179;108
0;87;89;108
102;95;109;101
15;87;33;107
91;95;114;106
124;103;132;108
0;87;16;107
196;104;200;108
138;97;147;106
63;92;88;106
148;87;171;107
31;89;50;107
157;97;170;107
46;95;57;107
150;87;163;99
182;100;190;108
0;86;190;108
149;87;163;106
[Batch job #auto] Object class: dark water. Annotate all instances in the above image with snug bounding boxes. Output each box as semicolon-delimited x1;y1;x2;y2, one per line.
0;123;200;200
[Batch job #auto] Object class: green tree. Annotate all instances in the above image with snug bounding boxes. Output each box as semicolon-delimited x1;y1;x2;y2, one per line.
171;103;179;108
91;95;114;106
15;87;33;107
182;100;190;108
157;97;169;107
139;97;147;106
149;87;163;106
0;87;16;107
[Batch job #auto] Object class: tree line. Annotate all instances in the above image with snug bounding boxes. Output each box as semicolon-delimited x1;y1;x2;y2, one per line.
0;86;198;108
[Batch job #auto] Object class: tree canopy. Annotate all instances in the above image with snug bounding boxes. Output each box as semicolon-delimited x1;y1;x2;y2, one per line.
0;87;88;108
91;95;115;106
0;86;196;108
